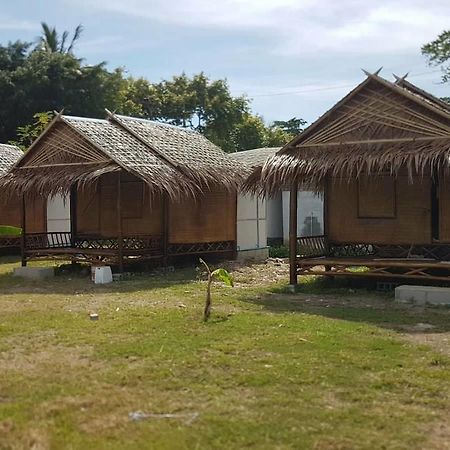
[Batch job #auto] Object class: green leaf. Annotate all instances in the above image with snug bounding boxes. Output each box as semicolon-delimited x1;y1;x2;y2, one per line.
211;268;233;287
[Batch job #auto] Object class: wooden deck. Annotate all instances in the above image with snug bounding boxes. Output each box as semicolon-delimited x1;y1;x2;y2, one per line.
297;256;450;282
296;235;450;282
21;232;235;267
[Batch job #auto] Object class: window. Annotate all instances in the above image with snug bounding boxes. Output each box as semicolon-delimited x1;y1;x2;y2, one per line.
358;175;396;218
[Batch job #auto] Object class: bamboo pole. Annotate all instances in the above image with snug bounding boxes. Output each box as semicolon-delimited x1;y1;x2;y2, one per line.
117;171;124;273
20;194;26;267
289;181;298;286
162;192;169;266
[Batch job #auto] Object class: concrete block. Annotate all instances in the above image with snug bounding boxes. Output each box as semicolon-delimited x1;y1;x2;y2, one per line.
237;247;269;262
13;266;55;280
395;285;450;306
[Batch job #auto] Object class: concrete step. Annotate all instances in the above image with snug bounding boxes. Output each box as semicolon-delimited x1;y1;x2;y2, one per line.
395;285;450;306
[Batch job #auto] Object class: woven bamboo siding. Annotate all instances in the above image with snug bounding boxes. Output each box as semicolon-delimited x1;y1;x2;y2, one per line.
77;185;100;234
0;197;21;228
169;188;236;243
0;195;45;232
328;175;431;244
439;174;450;242
77;174;163;237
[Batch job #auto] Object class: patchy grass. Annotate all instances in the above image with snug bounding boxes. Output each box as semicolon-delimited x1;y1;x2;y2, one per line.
0;257;449;449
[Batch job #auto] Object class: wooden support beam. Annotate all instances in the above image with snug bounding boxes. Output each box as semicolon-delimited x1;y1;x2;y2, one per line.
162;193;169;266
20;194;27;267
117;171;124;273
70;185;77;249
289;181;298;286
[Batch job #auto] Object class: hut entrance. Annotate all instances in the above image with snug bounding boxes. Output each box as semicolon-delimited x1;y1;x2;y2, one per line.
431;179;439;241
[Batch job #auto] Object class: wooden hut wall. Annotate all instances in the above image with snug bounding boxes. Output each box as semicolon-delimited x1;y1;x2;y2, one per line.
76;173;163;237
439;174;450;242
327;174;432;244
169;187;236;243
0;195;46;232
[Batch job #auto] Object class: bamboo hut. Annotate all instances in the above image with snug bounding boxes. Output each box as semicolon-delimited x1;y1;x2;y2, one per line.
0;144;46;250
249;71;450;284
0;112;243;270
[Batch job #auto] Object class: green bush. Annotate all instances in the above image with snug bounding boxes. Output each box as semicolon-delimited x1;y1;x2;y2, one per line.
269;245;289;258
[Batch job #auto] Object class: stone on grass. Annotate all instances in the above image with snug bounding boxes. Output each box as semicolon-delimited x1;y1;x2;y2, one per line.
13;267;54;280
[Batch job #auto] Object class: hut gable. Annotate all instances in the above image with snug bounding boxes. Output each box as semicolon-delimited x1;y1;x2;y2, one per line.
286;75;450;149
0;144;22;176
258;73;450;193
2;113;244;199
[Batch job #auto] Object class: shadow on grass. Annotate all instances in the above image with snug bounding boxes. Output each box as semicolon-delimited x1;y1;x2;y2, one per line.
240;276;450;334
0;256;203;294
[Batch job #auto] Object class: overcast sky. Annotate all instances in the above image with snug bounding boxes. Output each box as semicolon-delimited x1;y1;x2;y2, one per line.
1;0;449;125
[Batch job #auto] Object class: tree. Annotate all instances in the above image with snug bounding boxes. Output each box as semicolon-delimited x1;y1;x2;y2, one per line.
422;30;450;82
9;111;53;150
38;22;83;54
272;117;307;136
0;43;127;142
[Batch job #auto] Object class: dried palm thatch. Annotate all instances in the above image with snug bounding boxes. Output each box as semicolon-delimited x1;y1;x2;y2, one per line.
245;73;450;196
231;147;281;194
0;112;246;200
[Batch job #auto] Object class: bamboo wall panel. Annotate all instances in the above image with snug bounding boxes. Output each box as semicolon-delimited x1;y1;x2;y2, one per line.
0;195;45;232
328;175;431;244
439;174;450;242
76;174;162;236
77;185;100;234
169;188;236;243
0;196;21;228
358;175;396;218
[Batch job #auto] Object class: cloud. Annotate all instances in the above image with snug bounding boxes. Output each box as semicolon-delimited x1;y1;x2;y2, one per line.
0;16;37;31
68;0;450;57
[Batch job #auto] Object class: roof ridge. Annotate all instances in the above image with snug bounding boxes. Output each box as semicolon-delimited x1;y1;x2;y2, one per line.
393;75;450;113
114;115;198;133
105;110;196;183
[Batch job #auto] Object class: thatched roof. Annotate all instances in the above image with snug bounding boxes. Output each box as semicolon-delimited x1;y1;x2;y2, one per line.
232;147;281;193
0;144;22;176
250;72;450;194
232;147;281;168
1;112;245;199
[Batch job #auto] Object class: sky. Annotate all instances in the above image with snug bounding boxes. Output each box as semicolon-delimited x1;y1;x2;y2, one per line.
0;0;449;125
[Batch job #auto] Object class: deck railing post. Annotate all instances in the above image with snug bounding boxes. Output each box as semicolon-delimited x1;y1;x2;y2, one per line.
162;193;169;266
70;184;77;250
117;171;124;273
20;194;27;267
289;181;298;287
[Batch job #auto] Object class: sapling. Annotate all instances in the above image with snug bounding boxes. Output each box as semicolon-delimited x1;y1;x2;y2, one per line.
199;258;233;322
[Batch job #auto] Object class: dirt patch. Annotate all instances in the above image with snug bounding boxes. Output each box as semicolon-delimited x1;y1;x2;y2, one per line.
224;258;289;286
402;332;450;357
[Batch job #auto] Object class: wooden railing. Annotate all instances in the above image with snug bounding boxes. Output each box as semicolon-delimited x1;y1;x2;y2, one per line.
25;233;163;253
297;235;328;258
26;232;72;250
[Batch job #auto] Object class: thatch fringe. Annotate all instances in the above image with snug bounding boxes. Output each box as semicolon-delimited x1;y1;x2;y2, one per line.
245;139;450;197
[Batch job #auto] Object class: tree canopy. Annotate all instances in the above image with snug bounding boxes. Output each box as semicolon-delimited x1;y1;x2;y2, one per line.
422;29;450;83
0;24;305;152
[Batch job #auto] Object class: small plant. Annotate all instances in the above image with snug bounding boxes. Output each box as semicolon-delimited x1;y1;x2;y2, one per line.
269;245;289;258
199;258;233;322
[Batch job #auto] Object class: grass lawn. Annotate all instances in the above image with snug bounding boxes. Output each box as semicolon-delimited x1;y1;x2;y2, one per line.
0;256;449;449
